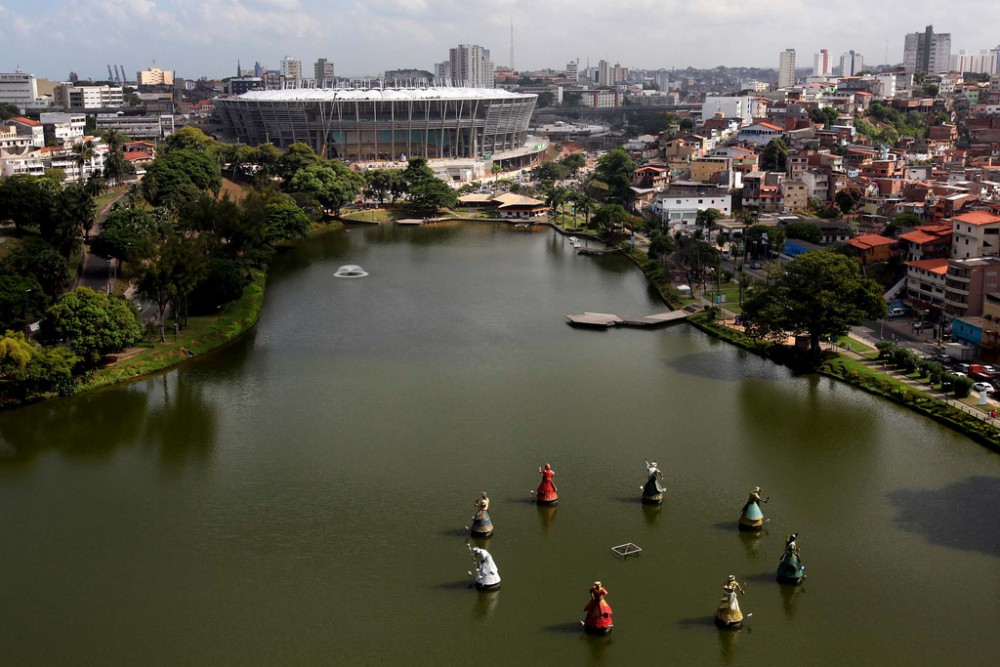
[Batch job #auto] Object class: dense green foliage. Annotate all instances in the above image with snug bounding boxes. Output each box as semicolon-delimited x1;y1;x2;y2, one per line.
593;148;637;205
741;251;887;362
760;138;789;172
784;220;822;244
39;287;143;367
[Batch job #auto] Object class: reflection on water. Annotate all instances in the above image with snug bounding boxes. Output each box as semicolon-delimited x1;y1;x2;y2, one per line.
0;386;149;466
472;589;499;621
739;527;768;559
583;632;613;667
887;476;1000;556
142;374;216;470
780;582;806;618
537;504;557;532
717;626;741;664
641;502;662;527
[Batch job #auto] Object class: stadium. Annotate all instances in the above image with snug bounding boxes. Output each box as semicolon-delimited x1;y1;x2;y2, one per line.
214;87;539;165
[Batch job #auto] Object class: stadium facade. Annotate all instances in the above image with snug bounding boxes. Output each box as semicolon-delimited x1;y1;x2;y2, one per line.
214;87;537;162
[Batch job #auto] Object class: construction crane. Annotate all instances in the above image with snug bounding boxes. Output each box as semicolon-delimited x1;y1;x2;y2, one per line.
120;65;126;84
107;65;114;82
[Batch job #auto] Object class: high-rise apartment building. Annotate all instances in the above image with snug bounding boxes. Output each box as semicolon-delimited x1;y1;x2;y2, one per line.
778;49;796;88
448;44;494;88
840;51;864;76
566;61;578;82
813;49;831;77
281;56;302;83
314;58;335;84
903;25;951;73
951;49;998;75
136;66;174;86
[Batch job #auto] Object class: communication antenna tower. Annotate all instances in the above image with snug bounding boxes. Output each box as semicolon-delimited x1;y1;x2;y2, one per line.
510;16;515;72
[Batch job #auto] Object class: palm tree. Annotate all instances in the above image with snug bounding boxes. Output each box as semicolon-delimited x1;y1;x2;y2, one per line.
72;140;96;183
101;130;133;186
575;195;595;230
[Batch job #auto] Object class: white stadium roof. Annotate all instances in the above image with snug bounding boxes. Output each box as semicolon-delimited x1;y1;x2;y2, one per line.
235;88;534;102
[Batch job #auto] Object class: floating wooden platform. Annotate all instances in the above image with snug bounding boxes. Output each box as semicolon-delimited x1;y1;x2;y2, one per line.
567;311;690;329
576;247;621;256
396;218;425;226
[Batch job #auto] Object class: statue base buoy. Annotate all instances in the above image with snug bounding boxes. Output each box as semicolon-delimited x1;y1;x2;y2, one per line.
738;486;767;531
776;533;805;585
469;546;501;591
714;576;746;631
470;493;494;538
536;463;558;505
582;581;614;636
641;460;665;505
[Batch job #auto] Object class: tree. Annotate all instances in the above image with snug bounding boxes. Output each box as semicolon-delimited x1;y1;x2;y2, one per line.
90;207;156;266
0;175;57;233
760;138;789;172
592;203;632;235
1;238;72;297
402;158;456;211
72;140;97;182
101;130;135;186
0;102;20;120
288;162;364;216
162;126;215;154
835;188;862;215
278;143;322;183
188;258;249;315
807;106;840;128
740;251;887;363
695;207;723;236
137;234;209;340
593;148;637;205
784;220;822;244
560;153;586;178
40;287;142;366
575;195;596;228
58;181;97;243
532;161;569;185
264;202;311;243
141;149;222;206
0;275;47;332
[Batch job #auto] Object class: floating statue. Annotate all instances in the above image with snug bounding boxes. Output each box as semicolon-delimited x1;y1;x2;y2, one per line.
738;486;768;531
776;532;806;585
469;546;501;591
714;575;747;629
582;581;614;635
536;463;559;505
470;492;494;538
641;460;666;504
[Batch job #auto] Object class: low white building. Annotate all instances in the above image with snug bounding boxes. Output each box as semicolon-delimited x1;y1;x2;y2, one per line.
39;112;86;145
53;84;124;110
737;122;785;146
651;188;733;229
0;142;106;182
701;96;766;125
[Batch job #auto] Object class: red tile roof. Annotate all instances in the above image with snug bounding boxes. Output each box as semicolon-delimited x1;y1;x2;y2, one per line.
898;228;951;244
953;211;1000;226
905;258;950;274
124;151;154;161
8;116;41;127
753;122;784;131
845;233;896;250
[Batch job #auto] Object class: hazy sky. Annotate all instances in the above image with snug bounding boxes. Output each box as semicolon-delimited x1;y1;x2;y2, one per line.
2;0;997;81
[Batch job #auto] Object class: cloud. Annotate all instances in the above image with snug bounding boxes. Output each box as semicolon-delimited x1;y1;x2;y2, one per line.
1;0;998;80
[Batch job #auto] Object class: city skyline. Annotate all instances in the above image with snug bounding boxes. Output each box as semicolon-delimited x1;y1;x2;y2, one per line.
1;0;999;81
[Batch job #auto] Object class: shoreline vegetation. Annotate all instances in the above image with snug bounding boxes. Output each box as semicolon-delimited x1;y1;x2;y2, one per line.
10;207;1000;452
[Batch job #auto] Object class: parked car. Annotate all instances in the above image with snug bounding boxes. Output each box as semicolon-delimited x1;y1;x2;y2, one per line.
956;363;971;373
750;261;762;269
973;382;996;394
951;371;967;378
983;365;998;375
913;321;933;330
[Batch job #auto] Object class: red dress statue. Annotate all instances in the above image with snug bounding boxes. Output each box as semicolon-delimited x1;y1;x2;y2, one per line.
582;581;614;635
536;463;558;505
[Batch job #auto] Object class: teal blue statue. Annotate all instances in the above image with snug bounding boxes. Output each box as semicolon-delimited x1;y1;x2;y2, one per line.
738;486;767;531
776;533;805;584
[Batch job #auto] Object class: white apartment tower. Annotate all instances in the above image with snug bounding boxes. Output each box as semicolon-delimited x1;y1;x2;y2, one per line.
840;50;864;76
903;25;951;73
778;49;796;88
281;56;303;85
448;44;494;88
813;49;832;77
566;61;579;82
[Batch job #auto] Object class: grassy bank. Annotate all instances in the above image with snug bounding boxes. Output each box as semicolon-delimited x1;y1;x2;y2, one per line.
81;269;267;391
689;312;1000;452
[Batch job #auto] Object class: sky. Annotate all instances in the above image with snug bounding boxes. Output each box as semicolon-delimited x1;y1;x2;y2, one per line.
2;0;998;81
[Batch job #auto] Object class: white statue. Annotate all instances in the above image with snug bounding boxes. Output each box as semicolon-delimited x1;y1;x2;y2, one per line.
469;546;501;590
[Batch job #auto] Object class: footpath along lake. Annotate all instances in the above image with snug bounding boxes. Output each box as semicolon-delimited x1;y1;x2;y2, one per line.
0;222;997;665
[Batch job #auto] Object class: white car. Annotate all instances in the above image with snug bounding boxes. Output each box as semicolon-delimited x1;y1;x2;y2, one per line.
973;382;996;394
